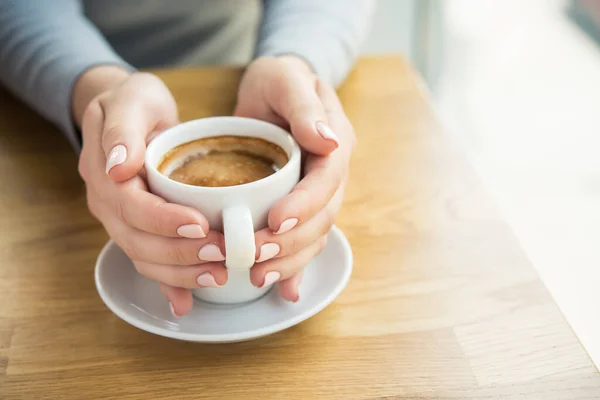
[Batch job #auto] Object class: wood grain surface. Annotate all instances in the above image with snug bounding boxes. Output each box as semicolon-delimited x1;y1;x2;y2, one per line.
0;56;598;399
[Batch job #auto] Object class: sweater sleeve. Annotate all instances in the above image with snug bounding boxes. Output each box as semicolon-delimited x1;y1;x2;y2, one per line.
0;0;132;149
257;0;376;87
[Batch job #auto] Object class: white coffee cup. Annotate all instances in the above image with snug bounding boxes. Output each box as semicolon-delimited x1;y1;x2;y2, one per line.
145;117;301;304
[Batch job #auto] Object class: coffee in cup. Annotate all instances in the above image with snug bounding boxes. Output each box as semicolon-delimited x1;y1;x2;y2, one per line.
157;136;289;187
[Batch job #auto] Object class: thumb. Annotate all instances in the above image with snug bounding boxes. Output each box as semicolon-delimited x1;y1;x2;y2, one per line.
102;77;178;182
268;70;339;156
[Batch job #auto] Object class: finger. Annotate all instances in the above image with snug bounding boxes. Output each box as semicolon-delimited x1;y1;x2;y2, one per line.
250;235;328;289
122;231;225;265
114;181;210;238
277;270;304;303
267;153;344;233
135;261;227;289
255;186;343;262
316;78;357;153
78;101;105;183
266;62;338;155
160;284;193;317
101;74;178;182
315;78;344;118
100;210;226;265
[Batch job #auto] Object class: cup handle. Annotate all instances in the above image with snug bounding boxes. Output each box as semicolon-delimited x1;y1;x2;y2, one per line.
222;205;255;270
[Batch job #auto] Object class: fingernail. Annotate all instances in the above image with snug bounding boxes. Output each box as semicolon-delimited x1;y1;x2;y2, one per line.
256;243;280;263
196;272;220;287
261;271;281;288
169;302;180;318
105;144;127;174
177;224;206;239
315;121;340;148
198;244;226;261
274;218;298;235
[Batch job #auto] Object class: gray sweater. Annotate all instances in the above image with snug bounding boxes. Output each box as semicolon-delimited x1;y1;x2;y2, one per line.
0;0;375;149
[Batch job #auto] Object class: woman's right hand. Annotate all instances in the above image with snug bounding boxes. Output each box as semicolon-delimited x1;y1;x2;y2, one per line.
75;67;228;317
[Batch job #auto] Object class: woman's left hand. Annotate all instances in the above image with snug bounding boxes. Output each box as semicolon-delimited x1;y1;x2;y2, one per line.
234;56;356;302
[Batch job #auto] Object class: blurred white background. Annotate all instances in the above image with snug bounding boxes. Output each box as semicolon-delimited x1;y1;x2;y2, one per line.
363;0;600;368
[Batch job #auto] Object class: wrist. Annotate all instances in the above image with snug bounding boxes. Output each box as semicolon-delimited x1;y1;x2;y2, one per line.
72;65;131;128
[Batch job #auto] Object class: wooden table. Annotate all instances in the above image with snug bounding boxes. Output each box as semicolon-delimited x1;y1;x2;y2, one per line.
0;56;598;399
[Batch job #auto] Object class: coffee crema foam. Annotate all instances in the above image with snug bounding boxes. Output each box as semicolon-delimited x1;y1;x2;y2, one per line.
157;136;289;187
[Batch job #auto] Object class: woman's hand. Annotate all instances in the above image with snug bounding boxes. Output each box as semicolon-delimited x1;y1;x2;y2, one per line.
76;67;227;317
235;56;356;302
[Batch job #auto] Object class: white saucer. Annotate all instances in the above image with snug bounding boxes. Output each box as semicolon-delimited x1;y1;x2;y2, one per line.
95;225;352;343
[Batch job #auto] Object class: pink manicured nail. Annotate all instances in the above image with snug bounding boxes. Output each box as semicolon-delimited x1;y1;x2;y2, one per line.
261;271;281;288
274;218;298;235
198;244;225;261
315;121;340;147
105;144;127;174
256;243;280;263
196;272;220;287
169;302;179;318
177;224;206;239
